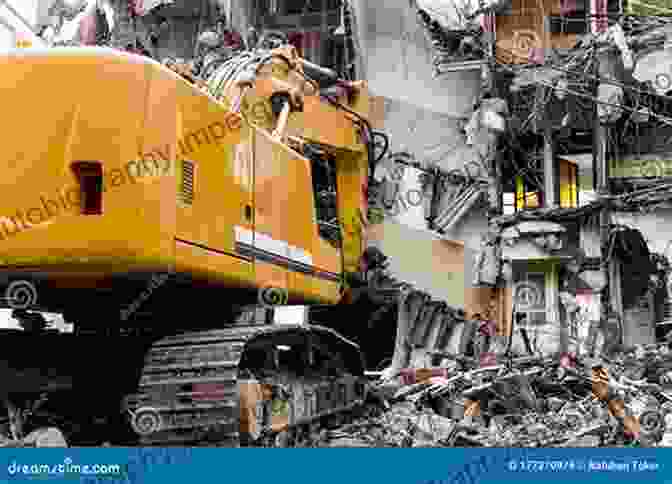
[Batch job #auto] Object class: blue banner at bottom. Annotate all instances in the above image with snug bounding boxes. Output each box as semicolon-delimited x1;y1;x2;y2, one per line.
0;448;667;484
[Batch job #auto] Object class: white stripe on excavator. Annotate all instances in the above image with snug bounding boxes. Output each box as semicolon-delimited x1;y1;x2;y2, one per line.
234;226;313;266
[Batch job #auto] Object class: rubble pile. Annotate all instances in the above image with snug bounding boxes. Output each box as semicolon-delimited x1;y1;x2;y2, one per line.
324;343;672;447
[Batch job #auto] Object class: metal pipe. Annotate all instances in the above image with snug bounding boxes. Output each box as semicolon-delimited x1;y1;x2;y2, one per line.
432;180;465;220
434;189;476;230
594;52;612;331
441;189;483;233
543;123;558;208
434;185;479;229
433;185;477;228
436;189;476;230
299;58;340;89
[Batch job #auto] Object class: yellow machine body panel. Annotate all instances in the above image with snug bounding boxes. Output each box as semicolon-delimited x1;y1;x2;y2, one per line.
251;128;341;304
0;48;179;274
232;60;371;276
0;48;343;304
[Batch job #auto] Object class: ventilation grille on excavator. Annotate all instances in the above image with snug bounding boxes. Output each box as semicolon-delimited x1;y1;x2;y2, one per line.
181;160;195;205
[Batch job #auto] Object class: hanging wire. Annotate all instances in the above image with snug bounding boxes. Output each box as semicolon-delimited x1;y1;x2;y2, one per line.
496;47;672;106
494;49;672;127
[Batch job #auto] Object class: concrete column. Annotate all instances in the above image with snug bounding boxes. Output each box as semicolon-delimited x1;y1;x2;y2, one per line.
543;122;559;208
595;122;611;324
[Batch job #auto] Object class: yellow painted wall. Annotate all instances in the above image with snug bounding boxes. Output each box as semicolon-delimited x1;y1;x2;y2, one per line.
366;221;493;317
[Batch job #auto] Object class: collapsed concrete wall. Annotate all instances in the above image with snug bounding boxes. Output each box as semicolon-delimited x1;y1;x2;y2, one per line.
365;222;497;371
366;97;492;250
612;208;672;346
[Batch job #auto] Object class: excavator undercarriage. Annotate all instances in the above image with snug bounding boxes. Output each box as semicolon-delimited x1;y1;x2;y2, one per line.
1;308;372;447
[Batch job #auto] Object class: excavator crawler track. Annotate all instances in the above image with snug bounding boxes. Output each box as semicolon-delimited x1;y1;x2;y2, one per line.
123;323;368;446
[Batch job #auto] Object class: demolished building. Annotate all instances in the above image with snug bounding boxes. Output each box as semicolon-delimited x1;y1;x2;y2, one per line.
485;9;672;358
15;0;672;448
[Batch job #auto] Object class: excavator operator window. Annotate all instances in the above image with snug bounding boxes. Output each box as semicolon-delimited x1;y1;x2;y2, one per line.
71;162;103;215
303;144;341;248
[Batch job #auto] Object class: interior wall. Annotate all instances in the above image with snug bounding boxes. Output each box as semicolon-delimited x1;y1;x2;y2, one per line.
366;221;491;316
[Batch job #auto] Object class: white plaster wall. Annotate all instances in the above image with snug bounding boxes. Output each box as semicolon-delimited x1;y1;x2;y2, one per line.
376;97;490;251
382;160;489;250
14;0;39;27
352;0;482;117
389;166;427;232
0;0;41;48
366;221;470;308
353;1;490;251
37;0;58;27
613;208;672;257
382;98;488;174
580;224;602;259
608;210;672;347
0;22;11;47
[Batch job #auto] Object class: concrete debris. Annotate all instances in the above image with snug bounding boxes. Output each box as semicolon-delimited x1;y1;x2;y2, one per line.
415;0;507;31
597;83;624;123
472;233;499;286
0;427;68;447
500;221;567;240
415;3;487;73
320;343;672;447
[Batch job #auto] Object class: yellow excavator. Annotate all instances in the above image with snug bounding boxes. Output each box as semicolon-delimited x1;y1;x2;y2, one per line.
0;38;402;446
